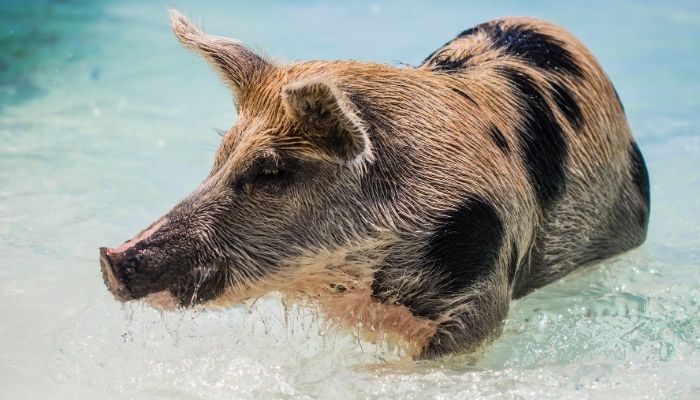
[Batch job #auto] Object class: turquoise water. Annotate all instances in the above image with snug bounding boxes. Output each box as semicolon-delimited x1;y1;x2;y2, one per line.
1;1;699;399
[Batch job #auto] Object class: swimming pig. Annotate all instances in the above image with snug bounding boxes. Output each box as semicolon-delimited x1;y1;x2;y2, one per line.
100;10;649;358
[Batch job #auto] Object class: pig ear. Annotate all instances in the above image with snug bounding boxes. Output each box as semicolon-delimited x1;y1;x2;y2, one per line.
281;78;374;167
169;9;270;101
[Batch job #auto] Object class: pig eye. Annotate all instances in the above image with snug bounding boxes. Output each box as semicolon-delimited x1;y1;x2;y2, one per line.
238;153;292;193
252;159;282;184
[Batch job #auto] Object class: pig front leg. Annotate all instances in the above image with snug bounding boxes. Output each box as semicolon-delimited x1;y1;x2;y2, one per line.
420;285;511;359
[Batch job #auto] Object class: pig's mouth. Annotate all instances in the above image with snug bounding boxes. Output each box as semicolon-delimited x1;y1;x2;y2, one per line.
99;219;229;309
100;246;228;309
99;246;177;307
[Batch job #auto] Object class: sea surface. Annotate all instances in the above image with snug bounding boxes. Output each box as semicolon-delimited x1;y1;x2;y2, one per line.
1;1;699;399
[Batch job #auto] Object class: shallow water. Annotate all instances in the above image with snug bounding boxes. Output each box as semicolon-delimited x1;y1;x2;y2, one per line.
1;1;699;399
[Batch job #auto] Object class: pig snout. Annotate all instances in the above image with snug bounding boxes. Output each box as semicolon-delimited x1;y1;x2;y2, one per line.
99;219;168;301
100;246;141;300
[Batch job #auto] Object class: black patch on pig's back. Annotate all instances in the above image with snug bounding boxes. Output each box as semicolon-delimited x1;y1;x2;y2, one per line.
499;66;568;208
426;196;503;294
486;23;583;77
424;21;583;77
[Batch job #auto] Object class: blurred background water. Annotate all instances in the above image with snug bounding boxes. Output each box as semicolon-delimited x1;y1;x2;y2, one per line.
0;1;699;399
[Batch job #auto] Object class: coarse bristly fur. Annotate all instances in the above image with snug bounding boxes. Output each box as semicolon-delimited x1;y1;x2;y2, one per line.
99;9;650;359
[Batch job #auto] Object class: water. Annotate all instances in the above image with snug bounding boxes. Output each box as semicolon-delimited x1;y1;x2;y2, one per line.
1;1;698;399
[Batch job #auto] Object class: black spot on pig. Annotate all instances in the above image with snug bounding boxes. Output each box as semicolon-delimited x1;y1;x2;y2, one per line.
486;23;583;77
426;196;504;294
499;66;568;208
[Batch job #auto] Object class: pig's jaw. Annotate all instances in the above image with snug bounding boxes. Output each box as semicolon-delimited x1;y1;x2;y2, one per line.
198;237;437;356
100;254;177;309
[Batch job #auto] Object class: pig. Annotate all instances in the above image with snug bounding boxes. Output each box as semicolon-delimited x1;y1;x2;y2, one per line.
100;10;650;359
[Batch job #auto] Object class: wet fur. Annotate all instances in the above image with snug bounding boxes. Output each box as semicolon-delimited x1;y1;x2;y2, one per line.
210;238;437;356
103;12;649;359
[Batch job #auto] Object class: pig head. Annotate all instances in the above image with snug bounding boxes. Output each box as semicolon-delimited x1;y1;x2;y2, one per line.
101;10;384;310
